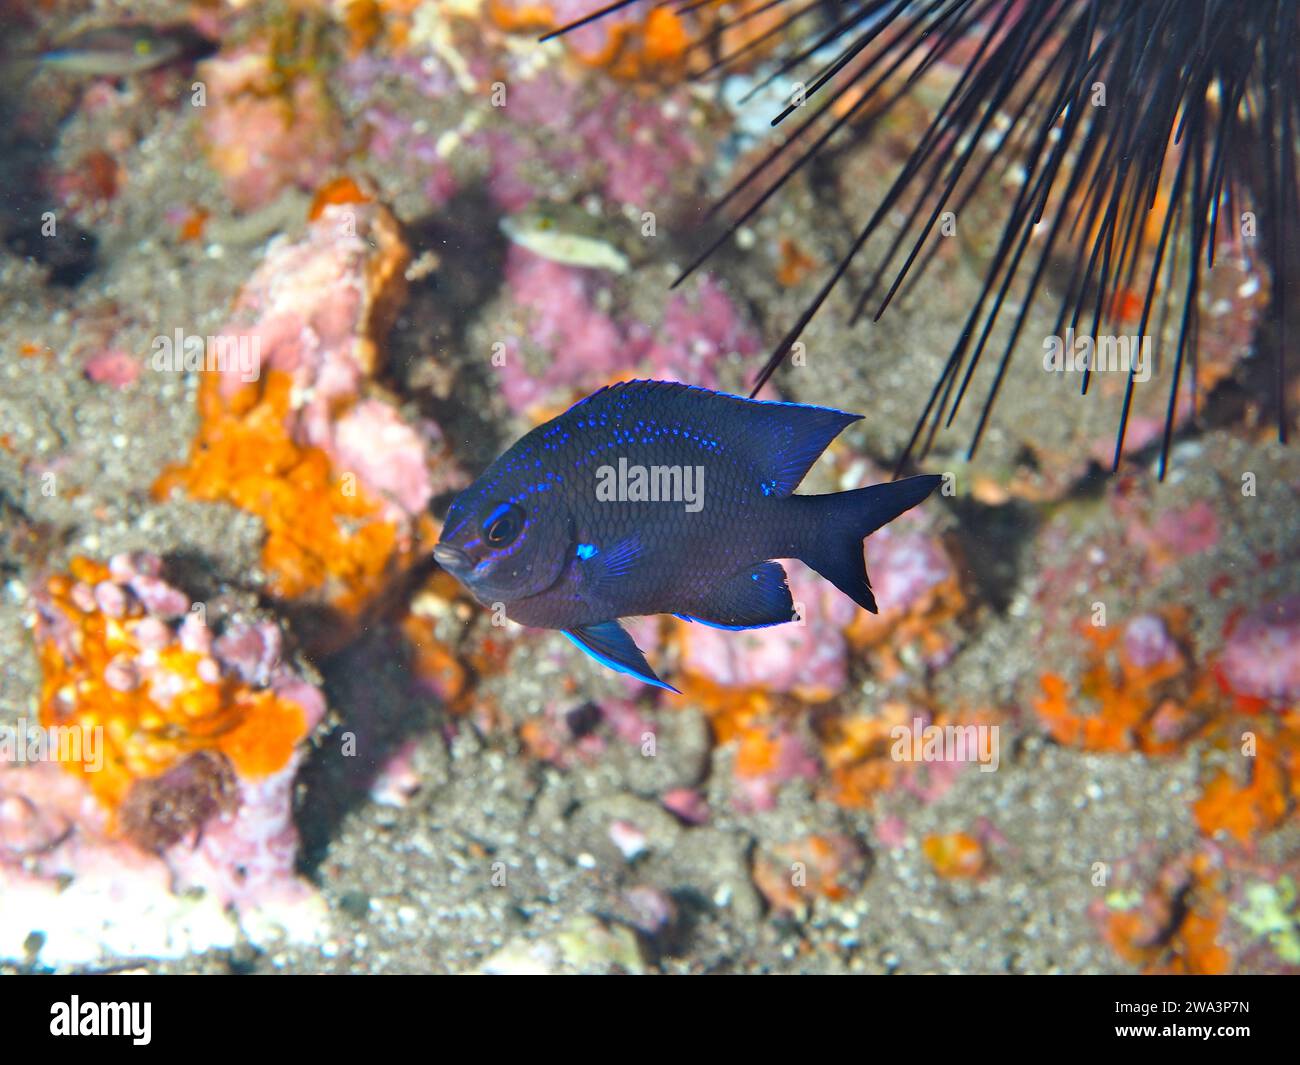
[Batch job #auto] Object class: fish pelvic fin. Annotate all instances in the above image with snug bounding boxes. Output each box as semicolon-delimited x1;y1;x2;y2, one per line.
676;562;795;629
795;474;943;614
562;620;680;694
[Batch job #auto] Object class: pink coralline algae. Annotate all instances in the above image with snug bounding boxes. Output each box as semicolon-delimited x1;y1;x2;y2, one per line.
339;41;705;215
369;739;423;809
874;814;909;849
1147;500;1221;567
3;554;329;965
752;833;868;915
632;276;764;386
215;205;399;394
496;245;761;417
108;551;192;618
1123;613;1182;671
679;560;857;700
582;95;701;208
333;398;446;517
1030;478;1222;637
83;348;140;389
859;524;954;619
340;51;462;209
212;617;284;688
1218;596;1300;704
599;691;662;746
497;246;625;414
898;745;967;804
476;70;703;211
213;200;461;520
660;787;709;825
164;765;320;919
199;42;344;212
733;724;822;813
521;694;658;770
358;103;459;208
0;761;328;965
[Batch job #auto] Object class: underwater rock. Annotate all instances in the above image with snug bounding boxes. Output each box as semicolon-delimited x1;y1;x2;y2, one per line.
1122;613;1182;671
921;831;987;879
660;787;709;825
820;701;1000;809
495;245;625;415
368;739;424;808
200;39;345;212
83;348;140;389
214;197;408;414
155;196;462;629
1091;849;1232;975
476;67;703;210
1;554;329;966
1219;596;1300;705
118;750;238;854
490;245;760;418
491;0;690;79
480;913;645;974
0;762;243;966
30;555;324;808
731;721;822;813
751;834;868;917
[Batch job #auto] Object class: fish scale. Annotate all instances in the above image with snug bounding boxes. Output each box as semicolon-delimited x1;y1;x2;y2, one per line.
434;380;942;691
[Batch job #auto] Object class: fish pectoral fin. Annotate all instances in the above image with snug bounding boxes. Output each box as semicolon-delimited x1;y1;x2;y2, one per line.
563;620;680;694
583;536;642;597
679;561;795;630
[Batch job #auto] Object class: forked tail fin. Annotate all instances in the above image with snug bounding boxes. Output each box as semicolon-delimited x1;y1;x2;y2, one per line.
797;474;942;613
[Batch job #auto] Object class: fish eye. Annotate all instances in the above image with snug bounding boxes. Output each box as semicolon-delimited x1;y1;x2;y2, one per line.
481;502;525;548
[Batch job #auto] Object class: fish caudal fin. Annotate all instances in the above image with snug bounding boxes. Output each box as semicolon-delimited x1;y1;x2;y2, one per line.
563;621;680;693
797;475;943;614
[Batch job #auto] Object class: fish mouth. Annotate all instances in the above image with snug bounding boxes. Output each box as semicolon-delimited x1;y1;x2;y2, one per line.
432;543;472;574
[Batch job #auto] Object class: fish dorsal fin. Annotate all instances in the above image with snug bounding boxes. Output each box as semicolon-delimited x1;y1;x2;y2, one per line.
565;380;860;498
563;620;679;693
676;562;795;630
757;405;860;498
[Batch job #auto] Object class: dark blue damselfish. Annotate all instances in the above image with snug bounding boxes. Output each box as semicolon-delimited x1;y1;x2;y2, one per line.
433;380;942;692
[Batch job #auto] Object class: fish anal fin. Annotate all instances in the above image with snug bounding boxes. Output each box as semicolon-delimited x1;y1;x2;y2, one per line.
563;620;679;693
680;561;795;630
